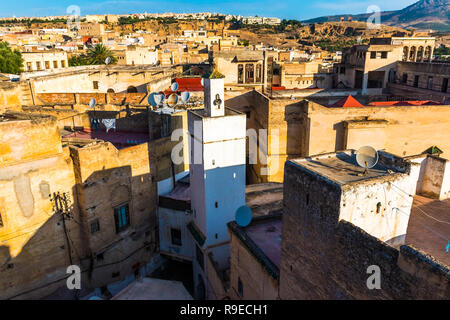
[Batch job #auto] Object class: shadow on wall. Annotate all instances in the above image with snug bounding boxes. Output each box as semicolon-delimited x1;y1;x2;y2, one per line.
0;163;158;300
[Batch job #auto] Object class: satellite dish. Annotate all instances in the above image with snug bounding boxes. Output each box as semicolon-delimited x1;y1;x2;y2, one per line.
356;146;379;172
235;205;253;227
167;93;178;107
171;82;179;91
105;57;111;65
89;98;96;109
181;91;190;103
148;92;161;106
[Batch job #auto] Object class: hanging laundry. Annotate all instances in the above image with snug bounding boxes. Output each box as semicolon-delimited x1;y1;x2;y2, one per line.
91;118;100;130
102;118;116;133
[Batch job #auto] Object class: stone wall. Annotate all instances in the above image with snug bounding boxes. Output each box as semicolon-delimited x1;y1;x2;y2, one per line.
229;230;279;300
0;114;82;299
279;161;450;300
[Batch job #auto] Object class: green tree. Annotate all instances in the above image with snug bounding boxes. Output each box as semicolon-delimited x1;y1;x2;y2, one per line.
86;44;117;65
68;55;89;66
0;41;24;74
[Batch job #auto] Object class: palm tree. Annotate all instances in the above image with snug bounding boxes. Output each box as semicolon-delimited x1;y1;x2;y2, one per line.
86;44;117;65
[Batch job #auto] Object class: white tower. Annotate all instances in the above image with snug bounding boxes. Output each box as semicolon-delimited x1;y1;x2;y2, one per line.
187;74;246;299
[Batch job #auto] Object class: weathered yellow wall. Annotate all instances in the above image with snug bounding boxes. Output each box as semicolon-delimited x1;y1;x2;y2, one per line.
0;115;81;299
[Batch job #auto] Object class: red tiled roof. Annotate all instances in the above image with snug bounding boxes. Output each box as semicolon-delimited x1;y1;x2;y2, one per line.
368;100;443;106
330;95;364;108
164;78;203;96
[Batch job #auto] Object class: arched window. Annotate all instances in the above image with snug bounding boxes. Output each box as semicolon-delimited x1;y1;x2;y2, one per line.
255;64;262;83
402;47;409;61
107;88;115;93
127;86;138;93
424;46;432;61
409;46;416;61
237;64;244;84
417;46;424;61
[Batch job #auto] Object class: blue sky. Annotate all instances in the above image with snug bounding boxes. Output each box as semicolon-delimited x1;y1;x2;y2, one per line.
0;0;418;20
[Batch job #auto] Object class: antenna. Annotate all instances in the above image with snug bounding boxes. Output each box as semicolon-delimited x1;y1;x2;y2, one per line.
89;98;97;109
170;82;179;91
167;93;178;107
181;91;191;104
148;92;163;107
356;146;379;175
235;205;253;227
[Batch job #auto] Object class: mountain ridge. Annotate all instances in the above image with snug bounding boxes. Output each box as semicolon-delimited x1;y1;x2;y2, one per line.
303;0;450;32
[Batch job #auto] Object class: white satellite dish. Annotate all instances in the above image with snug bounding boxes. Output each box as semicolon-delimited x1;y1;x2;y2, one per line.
235;205;253;227
180;91;190;104
167;93;178;107
105;57;111;65
171;82;179;91
356;146;379;174
89;98;97;109
148;92;162;107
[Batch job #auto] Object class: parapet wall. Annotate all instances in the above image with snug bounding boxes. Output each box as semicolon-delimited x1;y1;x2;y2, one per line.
280;161;450;300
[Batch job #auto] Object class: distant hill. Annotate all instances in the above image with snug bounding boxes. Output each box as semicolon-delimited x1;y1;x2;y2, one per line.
303;0;450;32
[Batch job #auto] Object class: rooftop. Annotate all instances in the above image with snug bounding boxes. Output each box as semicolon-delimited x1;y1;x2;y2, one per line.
62;129;149;149
245;182;283;217
289;150;398;186
228;212;282;280
405;195;450;267
112;278;193;300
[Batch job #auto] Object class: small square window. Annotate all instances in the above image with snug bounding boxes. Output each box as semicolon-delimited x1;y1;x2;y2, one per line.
171;228;182;246
381;52;388;59
93;81;99;89
370;52;376;59
90;219;100;234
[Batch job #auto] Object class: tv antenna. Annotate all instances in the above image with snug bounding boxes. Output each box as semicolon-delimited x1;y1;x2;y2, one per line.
356;145;379;175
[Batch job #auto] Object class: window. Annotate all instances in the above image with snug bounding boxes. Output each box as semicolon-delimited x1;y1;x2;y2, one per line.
376;202;381;214
53;61;58;68
26;62;32;71
255;64;262;83
90;219;100;234
442;78;448;93
370;51;376;59
238;277;243;297
381;52;388;59
45;61;50;69
114;203;130;233
171;228;182;246
402;73;408;84
237;64;244;84
245;64;254;83
0;212;3;227
339;67;345;74
93;81;99;89
196;245;204;270
427;76;433;90
414;75;419;88
36;61;41;70
61;60;66;68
